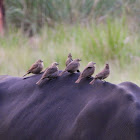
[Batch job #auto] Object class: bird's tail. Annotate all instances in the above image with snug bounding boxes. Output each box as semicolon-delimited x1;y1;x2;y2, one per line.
75;77;82;83
59;70;66;76
90;78;96;85
23;72;30;77
36;79;43;85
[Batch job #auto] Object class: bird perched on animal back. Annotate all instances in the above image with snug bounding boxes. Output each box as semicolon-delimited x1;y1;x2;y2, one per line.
75;61;96;83
90;63;110;85
36;62;59;85
66;53;73;67
23;59;44;77
59;59;81;76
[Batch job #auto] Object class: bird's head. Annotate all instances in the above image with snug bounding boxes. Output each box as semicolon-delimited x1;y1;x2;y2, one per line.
105;63;109;69
87;61;96;67
37;59;43;63
68;53;72;58
74;58;81;62
52;62;59;66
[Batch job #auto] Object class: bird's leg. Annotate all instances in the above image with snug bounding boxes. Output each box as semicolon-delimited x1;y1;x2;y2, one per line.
77;70;80;73
48;78;52;81
87;76;92;79
68;70;74;74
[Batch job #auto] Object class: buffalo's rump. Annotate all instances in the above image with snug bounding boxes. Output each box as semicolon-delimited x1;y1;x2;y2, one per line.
0;74;140;140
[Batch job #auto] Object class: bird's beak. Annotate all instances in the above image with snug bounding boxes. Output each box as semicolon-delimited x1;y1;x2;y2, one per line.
94;62;96;64
41;60;43;62
57;63;59;65
79;59;82;61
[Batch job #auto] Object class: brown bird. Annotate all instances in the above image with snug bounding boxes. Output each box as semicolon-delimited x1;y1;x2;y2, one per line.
75;61;96;83
66;53;73;67
90;63;110;85
59;59;81;76
23;59;44;77
36;62;59;85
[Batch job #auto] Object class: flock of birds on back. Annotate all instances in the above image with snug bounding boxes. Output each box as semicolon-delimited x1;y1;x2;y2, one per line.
23;53;110;85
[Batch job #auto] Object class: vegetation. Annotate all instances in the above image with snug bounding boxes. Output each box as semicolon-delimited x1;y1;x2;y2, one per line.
5;0;140;34
0;0;139;85
0;18;140;84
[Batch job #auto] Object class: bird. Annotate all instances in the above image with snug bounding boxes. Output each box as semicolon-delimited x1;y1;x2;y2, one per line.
75;61;96;83
66;53;73;67
23;59;44;77
59;59;81;76
90;63;110;85
36;62;59;85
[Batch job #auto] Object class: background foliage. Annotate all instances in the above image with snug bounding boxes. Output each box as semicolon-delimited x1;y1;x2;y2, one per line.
5;0;140;34
0;0;140;84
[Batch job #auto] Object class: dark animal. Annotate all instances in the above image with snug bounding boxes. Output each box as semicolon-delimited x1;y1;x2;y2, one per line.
0;74;140;140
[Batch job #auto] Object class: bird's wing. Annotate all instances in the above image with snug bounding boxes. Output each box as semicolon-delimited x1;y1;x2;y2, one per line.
43;67;58;78
66;62;78;70
66;59;70;66
28;63;38;72
81;67;94;78
66;58;73;66
96;70;106;78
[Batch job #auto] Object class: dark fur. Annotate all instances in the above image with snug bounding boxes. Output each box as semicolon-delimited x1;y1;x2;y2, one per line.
0;74;139;140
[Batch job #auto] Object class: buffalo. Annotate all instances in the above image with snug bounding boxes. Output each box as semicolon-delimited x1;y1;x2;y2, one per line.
0;73;140;140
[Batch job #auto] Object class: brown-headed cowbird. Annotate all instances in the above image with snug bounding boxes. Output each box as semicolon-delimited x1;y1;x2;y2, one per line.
59;59;81;76
75;61;96;83
23;59;44;77
66;53;73;67
90;63;110;85
36;62;59;85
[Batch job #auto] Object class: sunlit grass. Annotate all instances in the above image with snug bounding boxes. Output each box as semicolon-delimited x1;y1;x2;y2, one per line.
0;20;140;85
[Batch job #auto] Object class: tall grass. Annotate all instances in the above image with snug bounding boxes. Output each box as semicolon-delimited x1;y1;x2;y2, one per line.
0;19;140;84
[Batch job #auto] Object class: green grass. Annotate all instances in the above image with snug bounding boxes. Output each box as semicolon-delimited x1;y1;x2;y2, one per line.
0;19;140;85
